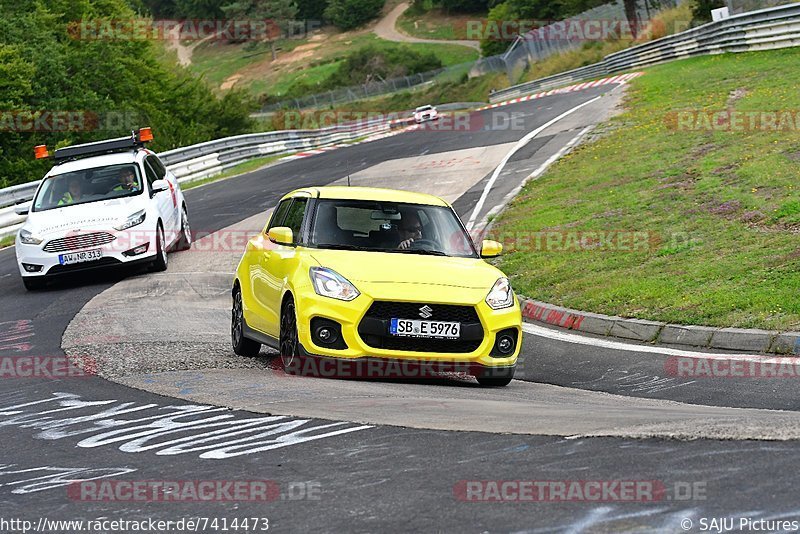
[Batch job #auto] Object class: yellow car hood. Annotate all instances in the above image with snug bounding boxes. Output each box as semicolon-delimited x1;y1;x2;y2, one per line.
308;249;503;289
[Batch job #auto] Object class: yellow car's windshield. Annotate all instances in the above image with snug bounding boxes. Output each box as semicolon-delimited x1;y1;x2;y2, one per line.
309;199;478;258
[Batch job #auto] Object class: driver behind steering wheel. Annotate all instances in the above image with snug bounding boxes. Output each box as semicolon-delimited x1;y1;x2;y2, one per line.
397;210;424;250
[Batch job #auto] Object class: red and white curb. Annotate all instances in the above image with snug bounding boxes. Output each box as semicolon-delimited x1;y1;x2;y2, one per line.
285;124;418;160
479;72;644;111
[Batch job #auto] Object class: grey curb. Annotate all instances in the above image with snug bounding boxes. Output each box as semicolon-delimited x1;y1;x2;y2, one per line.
518;296;800;355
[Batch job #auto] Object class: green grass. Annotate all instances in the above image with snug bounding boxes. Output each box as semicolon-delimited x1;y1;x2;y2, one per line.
397;9;481;41
182;154;287;190
491;47;800;330
0;235;14;250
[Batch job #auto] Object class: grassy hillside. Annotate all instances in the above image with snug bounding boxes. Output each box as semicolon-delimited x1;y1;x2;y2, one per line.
492;47;800;330
190;30;478;102
398;8;482;40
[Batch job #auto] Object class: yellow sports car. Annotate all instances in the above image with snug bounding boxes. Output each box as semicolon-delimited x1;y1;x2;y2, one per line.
231;186;521;386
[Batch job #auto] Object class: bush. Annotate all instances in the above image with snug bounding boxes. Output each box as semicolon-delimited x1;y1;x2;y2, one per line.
480;2;514;57
296;0;329;21
692;0;725;21
324;0;385;30
325;45;443;87
441;0;489;13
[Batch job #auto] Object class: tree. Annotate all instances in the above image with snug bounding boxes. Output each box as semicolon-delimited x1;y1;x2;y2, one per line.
222;0;299;60
481;1;515;56
295;0;328;21
441;0;490;14
324;0;385;30
174;0;227;18
622;0;640;38
0;0;253;188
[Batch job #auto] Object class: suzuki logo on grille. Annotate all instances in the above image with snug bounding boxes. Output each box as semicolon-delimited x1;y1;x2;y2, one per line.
418;305;433;319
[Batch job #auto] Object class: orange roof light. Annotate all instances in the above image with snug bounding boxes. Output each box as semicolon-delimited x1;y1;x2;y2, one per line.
34;145;49;159
138;127;153;143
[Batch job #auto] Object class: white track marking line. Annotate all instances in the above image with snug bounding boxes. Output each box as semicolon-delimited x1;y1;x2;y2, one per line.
522;322;789;363
466;95;602;230
472;126;593;235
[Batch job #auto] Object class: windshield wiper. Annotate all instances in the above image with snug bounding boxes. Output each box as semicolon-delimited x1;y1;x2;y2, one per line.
315;243;449;256
314;243;376;252
389;248;448;256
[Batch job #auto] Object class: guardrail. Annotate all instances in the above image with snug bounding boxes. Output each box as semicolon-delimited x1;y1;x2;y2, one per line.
490;1;800;103
0;117;413;240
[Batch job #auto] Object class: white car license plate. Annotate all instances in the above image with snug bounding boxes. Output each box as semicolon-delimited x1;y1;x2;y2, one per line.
59;249;102;265
390;318;460;339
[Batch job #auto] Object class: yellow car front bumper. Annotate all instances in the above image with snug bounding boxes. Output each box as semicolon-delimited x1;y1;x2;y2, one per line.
293;282;521;369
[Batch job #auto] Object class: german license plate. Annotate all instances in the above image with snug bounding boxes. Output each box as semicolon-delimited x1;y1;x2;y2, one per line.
389;318;460;339
59;249;102;265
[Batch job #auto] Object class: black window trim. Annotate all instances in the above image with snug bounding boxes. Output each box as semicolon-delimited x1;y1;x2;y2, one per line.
266;198;293;232
266;196;311;247
283;197;309;246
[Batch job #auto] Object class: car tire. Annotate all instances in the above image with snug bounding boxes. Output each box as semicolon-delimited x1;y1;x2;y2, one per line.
22;277;44;291
231;286;261;357
149;223;168;272
175;206;192;251
476;366;515;387
280;298;300;372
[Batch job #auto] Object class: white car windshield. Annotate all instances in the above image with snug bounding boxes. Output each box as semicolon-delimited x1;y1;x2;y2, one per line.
309;200;477;258
32;163;143;212
416;106;433;112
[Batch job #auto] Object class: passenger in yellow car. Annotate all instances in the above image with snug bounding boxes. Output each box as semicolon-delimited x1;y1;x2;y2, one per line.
112;169;139;193
57;178;83;206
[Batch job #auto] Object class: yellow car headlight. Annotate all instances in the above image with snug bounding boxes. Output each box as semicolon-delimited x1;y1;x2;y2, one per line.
486;277;514;309
310;267;360;301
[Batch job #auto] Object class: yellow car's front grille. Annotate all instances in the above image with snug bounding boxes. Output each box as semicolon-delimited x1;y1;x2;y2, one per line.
357;301;484;354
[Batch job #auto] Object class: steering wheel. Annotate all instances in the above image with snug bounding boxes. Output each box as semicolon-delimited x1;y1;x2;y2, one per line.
409;239;438;251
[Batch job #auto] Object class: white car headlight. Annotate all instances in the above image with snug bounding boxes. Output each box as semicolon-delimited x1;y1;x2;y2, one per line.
19;229;43;245
114;210;146;231
310;267;360;301
486;277;514;310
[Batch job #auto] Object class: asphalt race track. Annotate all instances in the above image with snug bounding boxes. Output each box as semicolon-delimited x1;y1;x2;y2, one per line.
2;83;800;532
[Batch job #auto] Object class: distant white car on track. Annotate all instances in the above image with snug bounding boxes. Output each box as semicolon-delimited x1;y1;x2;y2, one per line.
413;105;439;123
14;129;191;290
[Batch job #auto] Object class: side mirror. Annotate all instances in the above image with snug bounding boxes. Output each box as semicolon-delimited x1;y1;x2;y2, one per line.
14;202;31;216
151;179;168;195
480;240;503;258
268;226;294;246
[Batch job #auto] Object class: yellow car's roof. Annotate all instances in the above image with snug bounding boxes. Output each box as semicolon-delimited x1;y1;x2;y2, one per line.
283;186;449;207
